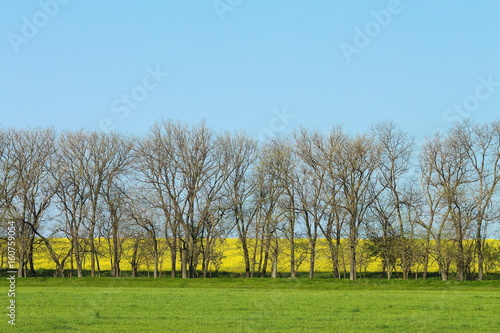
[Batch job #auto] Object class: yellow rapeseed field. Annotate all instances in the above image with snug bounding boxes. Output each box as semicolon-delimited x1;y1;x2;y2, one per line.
4;238;498;275
22;238;434;274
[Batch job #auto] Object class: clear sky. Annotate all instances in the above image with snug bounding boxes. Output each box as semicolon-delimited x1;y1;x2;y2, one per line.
1;0;499;141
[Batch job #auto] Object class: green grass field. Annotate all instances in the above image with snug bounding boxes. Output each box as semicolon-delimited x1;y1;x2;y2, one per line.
4;278;500;332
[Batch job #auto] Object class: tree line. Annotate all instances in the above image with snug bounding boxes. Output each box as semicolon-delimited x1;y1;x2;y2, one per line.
1;119;499;280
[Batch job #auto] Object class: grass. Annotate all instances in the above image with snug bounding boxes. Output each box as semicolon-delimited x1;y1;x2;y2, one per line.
4;278;500;332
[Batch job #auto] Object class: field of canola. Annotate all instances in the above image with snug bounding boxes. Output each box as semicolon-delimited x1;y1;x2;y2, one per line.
22;238;462;275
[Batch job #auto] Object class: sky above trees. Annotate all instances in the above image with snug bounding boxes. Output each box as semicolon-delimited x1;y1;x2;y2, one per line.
1;1;499;140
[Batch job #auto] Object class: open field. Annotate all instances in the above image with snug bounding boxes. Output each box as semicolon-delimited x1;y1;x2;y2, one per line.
4;278;500;332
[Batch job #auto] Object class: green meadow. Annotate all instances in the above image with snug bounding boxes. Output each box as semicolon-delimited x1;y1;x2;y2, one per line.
4;278;500;332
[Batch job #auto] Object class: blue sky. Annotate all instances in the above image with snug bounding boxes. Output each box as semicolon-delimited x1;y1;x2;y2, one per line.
1;0;499;141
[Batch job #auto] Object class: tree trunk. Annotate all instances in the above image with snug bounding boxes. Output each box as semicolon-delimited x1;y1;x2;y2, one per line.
271;245;278;279
18;248;26;278
28;242;36;277
181;246;188;279
261;243;269;278
96;253;101;277
349;232;357;281
385;256;392;280
112;222;120;278
89;230;96;277
476;222;484;281
456;237;465;281
170;236;177;278
131;238;140;278
309;240;316;279
153;237;159;278
290;234;296;279
440;268;448;281
240;235;251;278
73;237;83;278
423;235;430;280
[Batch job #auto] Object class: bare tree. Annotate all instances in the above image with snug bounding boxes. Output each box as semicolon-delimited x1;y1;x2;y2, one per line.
317;127;349;278
2;128;56;277
253;140;288;278
370;122;416;279
221;132;258;278
99;134;134;277
336;133;381;280
83;132;134;277
125;191;164;278
451;120;500;280
138;120;233;278
420;130;475;280
0;129;17;223
136;130;180;278
263;137;299;278
294;129;332;278
53;131;91;277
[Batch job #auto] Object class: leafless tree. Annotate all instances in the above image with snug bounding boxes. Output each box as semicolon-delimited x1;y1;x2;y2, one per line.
2;128;56;277
221;132;258;277
253;140;289;278
99;134;134;277
0;129;17;222
318;127;349;278
294;129;330;278
136;128;180;278
264;137;299;278
370;122;416;279
336;133;381;280
420;130;476;280
53;131;91;277
450;120;500;280
138;120;233;278
125;190;164;278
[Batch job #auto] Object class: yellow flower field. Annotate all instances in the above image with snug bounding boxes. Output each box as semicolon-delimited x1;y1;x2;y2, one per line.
11;238;497;276
26;239;371;274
